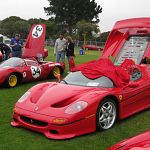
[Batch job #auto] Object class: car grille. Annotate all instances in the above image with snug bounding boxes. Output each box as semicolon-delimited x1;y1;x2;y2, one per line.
20;116;48;127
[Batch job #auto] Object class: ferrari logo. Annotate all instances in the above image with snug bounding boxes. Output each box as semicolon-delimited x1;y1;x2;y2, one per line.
35;106;39;111
119;95;123;101
30;119;34;124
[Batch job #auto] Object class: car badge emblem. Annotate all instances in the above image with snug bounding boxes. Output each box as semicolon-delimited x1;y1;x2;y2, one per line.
30;119;33;124
119;95;123;101
35;106;39;111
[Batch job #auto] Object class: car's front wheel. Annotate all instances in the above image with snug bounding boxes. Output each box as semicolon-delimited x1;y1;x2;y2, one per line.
96;98;117;131
49;66;61;79
6;73;18;87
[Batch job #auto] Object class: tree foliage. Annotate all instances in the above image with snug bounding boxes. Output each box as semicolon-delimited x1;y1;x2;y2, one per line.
0;16;59;39
0;16;31;38
76;20;99;40
97;31;110;42
0;15;105;41
44;0;102;35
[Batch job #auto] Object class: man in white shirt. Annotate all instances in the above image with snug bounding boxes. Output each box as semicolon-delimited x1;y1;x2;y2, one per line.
54;33;67;63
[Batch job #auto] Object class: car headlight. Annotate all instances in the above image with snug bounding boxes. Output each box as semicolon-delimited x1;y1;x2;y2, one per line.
18;91;31;103
65;101;88;114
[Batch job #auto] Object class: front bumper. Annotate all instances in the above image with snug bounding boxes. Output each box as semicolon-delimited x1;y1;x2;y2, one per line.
11;107;96;140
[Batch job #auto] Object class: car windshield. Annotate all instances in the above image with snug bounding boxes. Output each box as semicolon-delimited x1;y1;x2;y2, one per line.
114;36;150;65
0;57;25;67
62;71;114;88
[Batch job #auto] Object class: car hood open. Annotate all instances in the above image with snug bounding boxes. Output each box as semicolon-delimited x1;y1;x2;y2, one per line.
102;18;150;59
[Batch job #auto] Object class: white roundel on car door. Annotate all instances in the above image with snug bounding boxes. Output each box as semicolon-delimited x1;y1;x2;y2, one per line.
30;66;41;78
32;25;43;38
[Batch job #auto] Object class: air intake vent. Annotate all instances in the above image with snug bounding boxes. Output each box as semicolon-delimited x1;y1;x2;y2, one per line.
20;116;48;127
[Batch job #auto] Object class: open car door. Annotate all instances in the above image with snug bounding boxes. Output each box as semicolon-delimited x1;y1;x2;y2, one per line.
22;24;48;60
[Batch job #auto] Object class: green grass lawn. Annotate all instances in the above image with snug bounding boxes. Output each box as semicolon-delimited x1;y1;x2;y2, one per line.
0;47;149;150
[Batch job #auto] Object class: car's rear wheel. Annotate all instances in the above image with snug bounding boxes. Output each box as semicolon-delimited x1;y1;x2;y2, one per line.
7;73;18;87
96;98;117;131
49;66;61;79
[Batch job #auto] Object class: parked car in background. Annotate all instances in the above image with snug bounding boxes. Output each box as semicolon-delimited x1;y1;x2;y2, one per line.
82;44;103;51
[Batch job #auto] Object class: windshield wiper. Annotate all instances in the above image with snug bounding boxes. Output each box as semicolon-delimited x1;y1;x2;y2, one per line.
61;79;68;84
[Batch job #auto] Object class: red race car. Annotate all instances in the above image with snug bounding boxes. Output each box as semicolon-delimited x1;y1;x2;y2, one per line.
82;44;103;51
107;130;150;150
0;57;64;87
11;18;150;139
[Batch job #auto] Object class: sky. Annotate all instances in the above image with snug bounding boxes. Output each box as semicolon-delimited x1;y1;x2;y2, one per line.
0;0;150;32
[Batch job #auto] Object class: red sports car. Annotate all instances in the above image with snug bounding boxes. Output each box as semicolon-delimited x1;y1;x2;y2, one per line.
82;44;103;51
107;130;150;150
0;57;64;87
11;18;150;139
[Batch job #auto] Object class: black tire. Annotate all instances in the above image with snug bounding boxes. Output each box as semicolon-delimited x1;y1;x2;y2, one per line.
96;98;117;131
5;73;19;88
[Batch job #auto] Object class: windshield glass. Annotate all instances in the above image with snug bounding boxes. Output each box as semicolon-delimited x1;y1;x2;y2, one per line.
0;57;25;67
114;36;150;65
62;71;114;88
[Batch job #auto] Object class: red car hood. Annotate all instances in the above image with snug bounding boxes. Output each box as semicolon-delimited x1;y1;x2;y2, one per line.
108;131;150;150
16;83;107;116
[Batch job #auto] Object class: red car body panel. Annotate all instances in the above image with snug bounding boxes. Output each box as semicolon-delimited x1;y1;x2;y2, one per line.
0;58;64;86
11;18;150;139
102;18;150;58
107;130;150;150
0;24;48;61
82;45;103;51
22;24;48;59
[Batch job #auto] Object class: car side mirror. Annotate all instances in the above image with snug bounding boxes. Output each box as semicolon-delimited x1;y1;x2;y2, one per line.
128;82;139;88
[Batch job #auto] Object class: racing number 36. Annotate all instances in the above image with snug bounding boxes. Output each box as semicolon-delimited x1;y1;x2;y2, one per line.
30;66;41;79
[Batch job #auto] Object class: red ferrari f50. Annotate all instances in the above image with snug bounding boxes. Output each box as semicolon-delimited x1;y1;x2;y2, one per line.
11;18;150;139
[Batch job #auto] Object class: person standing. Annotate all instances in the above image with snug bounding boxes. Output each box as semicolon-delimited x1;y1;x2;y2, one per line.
0;42;11;61
66;36;75;71
10;34;23;58
54;33;67;63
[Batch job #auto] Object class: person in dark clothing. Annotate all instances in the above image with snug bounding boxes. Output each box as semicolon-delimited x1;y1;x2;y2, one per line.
10;34;23;58
0;42;11;61
66;36;75;71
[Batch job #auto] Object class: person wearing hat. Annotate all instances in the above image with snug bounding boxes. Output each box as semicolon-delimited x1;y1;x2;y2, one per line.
0;42;11;61
10;34;23;58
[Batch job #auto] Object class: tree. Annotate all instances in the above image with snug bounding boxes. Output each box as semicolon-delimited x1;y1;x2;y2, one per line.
0;16;30;38
97;31;110;42
76;20;99;41
45;20;59;39
13;21;31;38
44;0;102;35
